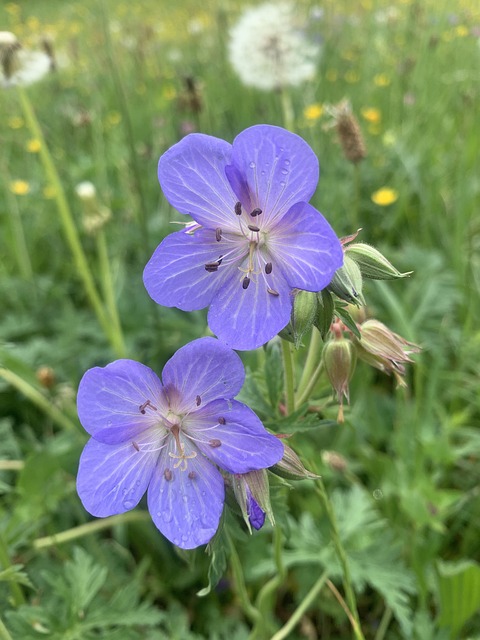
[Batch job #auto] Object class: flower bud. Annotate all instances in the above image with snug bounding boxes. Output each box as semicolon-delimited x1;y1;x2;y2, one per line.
327;255;365;306
346;243;412;280
314;289;335;339
270;440;319;481
36;365;55;389
291;290;317;348
322;336;356;422
231;470;273;533
322;450;348;472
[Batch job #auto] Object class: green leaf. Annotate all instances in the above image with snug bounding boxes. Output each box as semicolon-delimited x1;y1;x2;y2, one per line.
334;303;361;338
437;560;480;638
0;564;34;590
197;512;228;597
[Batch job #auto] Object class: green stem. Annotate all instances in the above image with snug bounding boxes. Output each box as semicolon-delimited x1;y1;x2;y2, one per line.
95;231;126;357
296;329;322;404
296;360;324;407
227;534;261;626
0;460;24;471
316;478;365;640
270;569;329;640
279;88;295;132
0;368;79;434
16;88;123;356
374;607;393;640
281;339;295;415
0;533;25;606
33;511;150;549
352;163;361;232
0;616;14;640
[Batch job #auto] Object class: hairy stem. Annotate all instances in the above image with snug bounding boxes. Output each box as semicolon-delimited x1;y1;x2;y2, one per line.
281;339;296;415
296;360;324;406
227;534;261;626
296;328;322;404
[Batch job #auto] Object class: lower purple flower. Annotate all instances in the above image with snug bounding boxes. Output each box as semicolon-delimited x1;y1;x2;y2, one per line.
76;337;283;549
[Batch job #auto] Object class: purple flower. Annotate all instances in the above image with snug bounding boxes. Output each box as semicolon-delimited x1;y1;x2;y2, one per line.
247;492;265;530
76;337;283;549
143;125;343;350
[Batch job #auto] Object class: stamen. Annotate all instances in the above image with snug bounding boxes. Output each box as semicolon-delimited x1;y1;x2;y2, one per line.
139;399;158;414
267;287;279;296
196;395;202;406
215;227;222;242
188;471;197;479
248;224;260;232
234;201;242;215
250;208;262;217
242;276;251;290
164;468;173;481
218;416;226;425
205;262;219;272
209;439;222;448
132;441;140;452
265;262;273;274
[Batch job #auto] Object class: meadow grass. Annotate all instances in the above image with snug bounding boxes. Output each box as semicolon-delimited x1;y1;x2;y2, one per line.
1;0;479;638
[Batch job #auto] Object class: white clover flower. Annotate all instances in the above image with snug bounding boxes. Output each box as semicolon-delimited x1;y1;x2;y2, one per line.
228;2;320;91
75;181;97;201
1;32;51;88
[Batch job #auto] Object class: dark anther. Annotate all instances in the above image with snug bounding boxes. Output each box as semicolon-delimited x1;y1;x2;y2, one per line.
217;255;223;265
132;441;140;452
205;262;219;272
196;395;201;406
265;262;273;274
234;201;242;215
218;416;226;425
164;469;173;481
242;276;251;290
250;208;262;217
209;439;222;448
188;471;197;479
248;224;260;232
139;399;158;414
267;287;279;296
215;227;222;242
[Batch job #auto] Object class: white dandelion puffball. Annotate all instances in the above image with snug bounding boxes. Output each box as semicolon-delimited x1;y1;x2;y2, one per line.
228;2;320;91
1;47;51;88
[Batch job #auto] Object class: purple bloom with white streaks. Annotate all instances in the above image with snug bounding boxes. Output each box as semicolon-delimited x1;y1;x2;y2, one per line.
143;125;343;350
76;337;283;549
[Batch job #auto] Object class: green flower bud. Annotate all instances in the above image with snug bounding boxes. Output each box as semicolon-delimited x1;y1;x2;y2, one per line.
327;255;365;306
322;337;356;422
231;469;274;532
314;289;335;339
292;290;317;348
346;243;413;280
270;440;319;481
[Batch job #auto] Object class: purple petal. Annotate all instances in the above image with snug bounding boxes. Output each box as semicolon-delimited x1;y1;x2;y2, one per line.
186;399;284;474
147;438;224;549
143;229;234;311
247;493;266;530
77;433;161;517
77;360;168;444
158;133;239;231
207;265;293;350
270;201;343;291
161;337;245;412
230;125;319;226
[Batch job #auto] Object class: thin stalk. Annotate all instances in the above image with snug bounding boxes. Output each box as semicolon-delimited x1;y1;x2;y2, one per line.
270;569;329;640
281;339;295;415
296;328;322;403
0;461;24;471
326;579;364;640
33;511;150;549
316;478;365;640
296;360;324;406
352;163;361;232
95;231;126;357
0;368;79;434
0;616;14;640
227;534;261;626
279;88;295;132
16;88;123;356
0;534;25;606
374;607;393;640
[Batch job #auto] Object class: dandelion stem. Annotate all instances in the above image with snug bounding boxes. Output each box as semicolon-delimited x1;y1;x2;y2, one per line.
281;339;296;415
0;533;25;607
296;328;322;403
270;569;329;640
33;511;150;549
315;478;365;640
16;87;123;357
0;367;79;434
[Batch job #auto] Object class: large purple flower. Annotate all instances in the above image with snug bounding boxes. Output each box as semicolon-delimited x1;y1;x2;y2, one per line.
143;125;343;350
76;338;283;549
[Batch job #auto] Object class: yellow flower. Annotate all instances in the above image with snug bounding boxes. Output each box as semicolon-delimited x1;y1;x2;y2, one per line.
8;116;24;129
162;85;177;100
43;185;56;199
10;180;30;195
455;25;468;37
26;139;41;153
361;107;381;124
374;73;391;87
303;103;323;122
371;187;398;206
